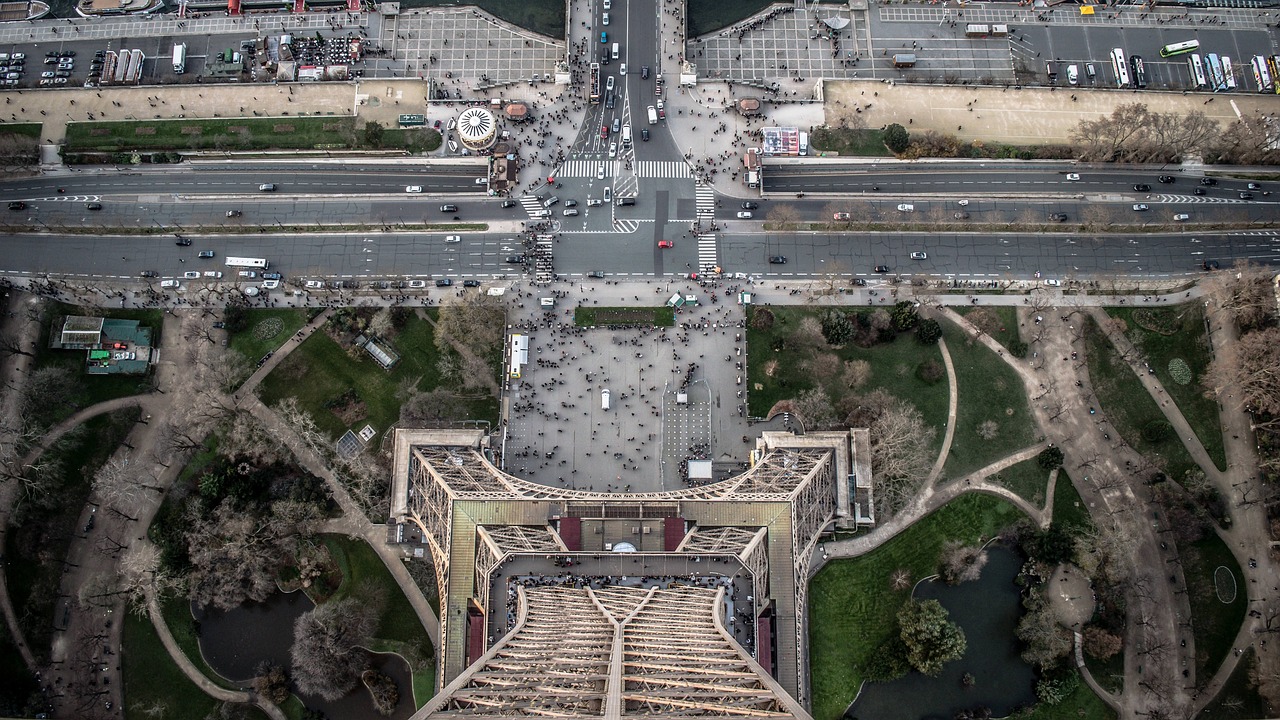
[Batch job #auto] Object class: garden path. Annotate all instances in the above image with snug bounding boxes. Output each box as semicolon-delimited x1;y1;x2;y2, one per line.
924;336;957;488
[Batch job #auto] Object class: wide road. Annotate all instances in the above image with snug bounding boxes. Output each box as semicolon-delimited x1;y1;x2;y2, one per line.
2;227;1275;283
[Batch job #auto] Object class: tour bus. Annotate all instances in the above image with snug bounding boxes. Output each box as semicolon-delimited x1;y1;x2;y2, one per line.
1221;56;1237;90
1110;48;1130;88
1252;56;1272;93
1204;53;1223;91
1268;56;1280;93
1129;55;1148;88
224;257;269;269
1159;39;1199;58
1188;54;1208;89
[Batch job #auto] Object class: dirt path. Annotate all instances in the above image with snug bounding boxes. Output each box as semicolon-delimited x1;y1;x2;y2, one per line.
415;307;501;397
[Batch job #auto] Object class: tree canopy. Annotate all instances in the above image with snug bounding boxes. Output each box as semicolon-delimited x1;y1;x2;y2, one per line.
898;598;967;676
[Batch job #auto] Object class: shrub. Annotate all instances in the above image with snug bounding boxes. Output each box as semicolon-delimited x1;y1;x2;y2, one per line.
1035;669;1081;706
821;308;855;346
916;318;942;344
891;301;919;332
1141;420;1173;443
883;123;910;153
916;359;945;384
750;307;775;330
1168;358;1192;385
1037;446;1064;470
1008;340;1028;358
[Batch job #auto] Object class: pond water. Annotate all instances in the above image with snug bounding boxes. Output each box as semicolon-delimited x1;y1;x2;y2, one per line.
193;591;416;720
845;545;1037;720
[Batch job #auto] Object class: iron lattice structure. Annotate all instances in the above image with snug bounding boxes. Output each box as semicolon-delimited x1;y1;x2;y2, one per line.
421;585;809;719
390;429;849;718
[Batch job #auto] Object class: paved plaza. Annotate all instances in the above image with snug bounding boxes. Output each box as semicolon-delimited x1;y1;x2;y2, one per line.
502;282;753;493
380;8;564;84
691;5;864;83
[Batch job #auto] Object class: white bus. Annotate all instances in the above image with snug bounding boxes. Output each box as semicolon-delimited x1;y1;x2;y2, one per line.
1221;56;1237;90
1252;56;1272;93
1206;53;1226;91
224;257;269;269
1110;48;1130;87
1188;54;1208;89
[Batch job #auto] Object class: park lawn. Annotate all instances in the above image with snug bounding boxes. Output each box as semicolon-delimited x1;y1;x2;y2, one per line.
1103;305;1225;472
809;127;893;157
259;310;498;438
323;535;433;647
941;317;1035;479
122;610;223;720
574;306;675;327
382;127;443;153
1011;673;1117;720
1084;317;1198;483
746;306;948;449
1084;647;1125;696
4;409;138;664
227;308;312;364
65;116;359;153
1;123;42;138
160;596;238;690
808;493;1026;720
1199;648;1271;720
954;305;1021;352
1050;470;1094;534
989;457;1052;506
1183;530;1248;682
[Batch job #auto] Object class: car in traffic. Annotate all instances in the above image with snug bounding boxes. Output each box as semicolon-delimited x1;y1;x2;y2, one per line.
741;202;759;210
444;235;460;242
474;177;488;185
226;209;242;217
603;187;612;202
1248;182;1263;190
851;278;867;286
1194;187;1207;196
954;212;970;220
1158;175;1176;183
896;204;914;212
1132;204;1149;211
563;208;579;216
601;31;607;42
736;211;753;219
1048;213;1068;222
910;251;927;260
1202;260;1221;271
1066;173;1080;181
405;185;423;193
7;201;24;210
505;254;525;263
564;199;578;208
641;129;650;142
1200;177;1218;186
832;212;850;221
957;199;969;206
543;196;559;208
1239;191;1254;200
197;250;215;258
874;265;890;273
501;199;517;208
658;240;673;248
435;278;453;287
587;271;605;278
587;198;603;207
258;183;276;192
767;255;787;264
1133;183;1151;192
139;270;158;278
440;204;458;212
175;237;192;246
608;142;617;158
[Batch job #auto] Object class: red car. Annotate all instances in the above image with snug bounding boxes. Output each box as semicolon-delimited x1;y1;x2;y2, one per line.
601;125;609;139
658;240;673;248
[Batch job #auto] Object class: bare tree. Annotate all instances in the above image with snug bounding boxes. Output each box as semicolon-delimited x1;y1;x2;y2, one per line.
93;451;161;516
767;204;800;231
290;594;382;701
1205;261;1277;332
1206;326;1280;416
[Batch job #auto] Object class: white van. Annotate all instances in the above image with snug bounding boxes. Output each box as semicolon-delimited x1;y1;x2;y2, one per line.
622;125;632;146
611;42;619;60
601;389;611;411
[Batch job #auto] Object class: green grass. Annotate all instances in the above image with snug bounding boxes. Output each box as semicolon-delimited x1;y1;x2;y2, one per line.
989;457;1052;506
159;596;237;690
123;609;222;720
1183;531;1247;682
954;305;1021;352
1104;305;1225;472
941;318;1035;479
1083;317;1198;483
66;116;356;153
809;127;893;157
5;409;138;664
2;123;42;139
227;308;311;363
401;0;565;38
1050;470;1095;535
259;311;498;438
1083;648;1125;695
574;306;675;327
808;493;1027;720
1199;648;1271;719
1010;673;1117;720
746;306;948;449
322;535;436;705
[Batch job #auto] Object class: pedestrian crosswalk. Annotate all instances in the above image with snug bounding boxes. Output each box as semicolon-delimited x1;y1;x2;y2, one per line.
533;235;555;285
697;233;718;271
695;182;716;220
635;161;692;179
557;160;611;178
520;196;546;218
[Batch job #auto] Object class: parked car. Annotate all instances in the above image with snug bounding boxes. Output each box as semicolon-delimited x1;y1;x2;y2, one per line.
657;240;673;248
435;278;453;287
1200;177;1218;186
832;212;850;221
874;265;891;273
440;204;458;212
197;250;215;258
910;251;927;260
1174;213;1190;221
1065;173;1080;181
7;201;24;210
175;238;192;246
768;255;787;264
1132;204;1149;211
896;204;914;212
407;280;427;288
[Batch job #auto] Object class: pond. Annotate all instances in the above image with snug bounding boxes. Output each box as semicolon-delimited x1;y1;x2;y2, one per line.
193;591;416;720
845;545;1037;720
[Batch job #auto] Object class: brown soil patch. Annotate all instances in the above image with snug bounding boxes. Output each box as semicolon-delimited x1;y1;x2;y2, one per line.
90;128;112;136
134;127;157;135
180;126;202;135
227;126;249;133
323;122;344;131
273;124;295;133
